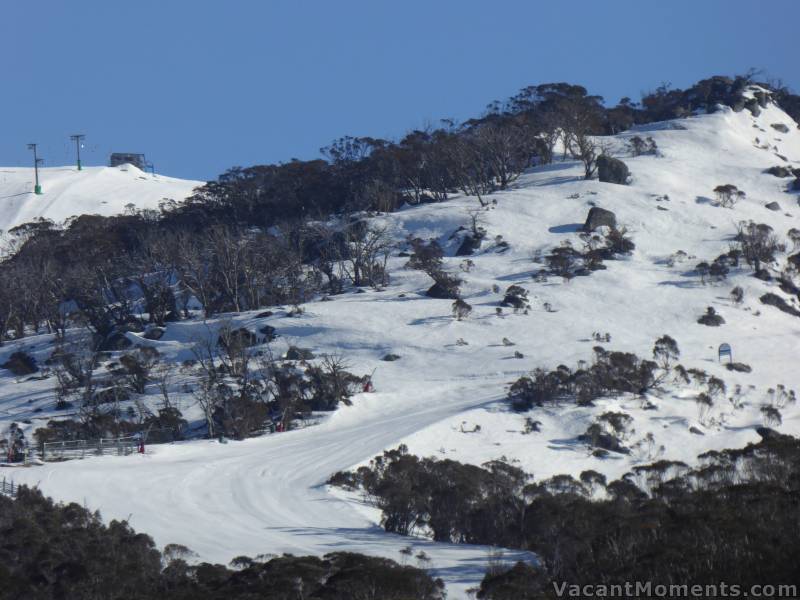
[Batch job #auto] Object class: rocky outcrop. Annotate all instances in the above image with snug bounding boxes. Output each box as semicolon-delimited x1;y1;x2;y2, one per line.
583;207;617;232
597;155;630;185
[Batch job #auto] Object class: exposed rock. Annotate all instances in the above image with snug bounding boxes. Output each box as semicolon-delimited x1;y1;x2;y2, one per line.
578;431;630;454
285;346;315;361
725;362;752;373
259;325;278;341
744;97;761;116
771;123;790;133
256;311;274;318
755;91;769;108
381;354;401;362
597;155;630;185
583;207;617;232
103;332;133;351
426;282;460;299
754;268;772;281
455;234;483;256
93;386;130;404
764;166;793;178
689;426;705;436
756;427;793;442
765;201;781;211
218;328;258;350
346;217;369;241
143;327;165;340
760;293;800;317
1;351;38;376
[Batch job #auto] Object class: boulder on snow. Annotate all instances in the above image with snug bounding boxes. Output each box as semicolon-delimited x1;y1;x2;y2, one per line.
217;328;258;350
754;90;770;108
285;346;314;361
1;351;38;376
771;123;790;133
764;166;793;178
597;155;630;185
744;97;761;117
455;234;483;256
577;431;630;454
426;281;460;299
143;327;165;340
792;178;800;192
765;201;781;211
583;207;617;232
103;332;133;351
756;427;793;442
259;325;278;341
760;293;800;317
754;268;772;281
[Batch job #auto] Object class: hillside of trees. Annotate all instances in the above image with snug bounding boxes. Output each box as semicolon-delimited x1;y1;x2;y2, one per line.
2;74;798;349
330;429;800;599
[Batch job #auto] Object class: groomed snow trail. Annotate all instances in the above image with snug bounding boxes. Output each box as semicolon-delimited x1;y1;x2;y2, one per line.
8;379;532;598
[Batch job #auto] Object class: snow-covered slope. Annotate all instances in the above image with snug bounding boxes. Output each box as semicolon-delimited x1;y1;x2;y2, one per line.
0;165;202;233
2;100;800;598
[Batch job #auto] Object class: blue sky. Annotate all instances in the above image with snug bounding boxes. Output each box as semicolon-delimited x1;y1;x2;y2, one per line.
1;0;798;181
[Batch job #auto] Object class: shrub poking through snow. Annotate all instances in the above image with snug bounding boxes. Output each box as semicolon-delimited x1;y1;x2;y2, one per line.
452;299;472;321
597;155;630;184
627;135;658;156
788;228;800;252
507;342;675;411
652;335;680;370
501;285;530;312
523;417;541;433
760;405;782;427
713;184;745;208
697;306;725;326
406;237;462;299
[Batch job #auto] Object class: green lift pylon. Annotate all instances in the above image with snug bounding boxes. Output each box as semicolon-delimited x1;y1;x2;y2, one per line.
27;143;43;194
70;134;85;171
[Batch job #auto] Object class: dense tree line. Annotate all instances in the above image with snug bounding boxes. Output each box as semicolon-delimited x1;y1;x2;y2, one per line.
0;487;443;599
26;326;366;447
331;430;800;599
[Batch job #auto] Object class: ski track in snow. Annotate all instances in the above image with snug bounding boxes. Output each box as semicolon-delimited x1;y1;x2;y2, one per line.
9;381;532;597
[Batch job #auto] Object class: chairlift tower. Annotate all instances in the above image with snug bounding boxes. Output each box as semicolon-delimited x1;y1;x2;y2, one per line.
70;134;85;170
27;143;43;194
